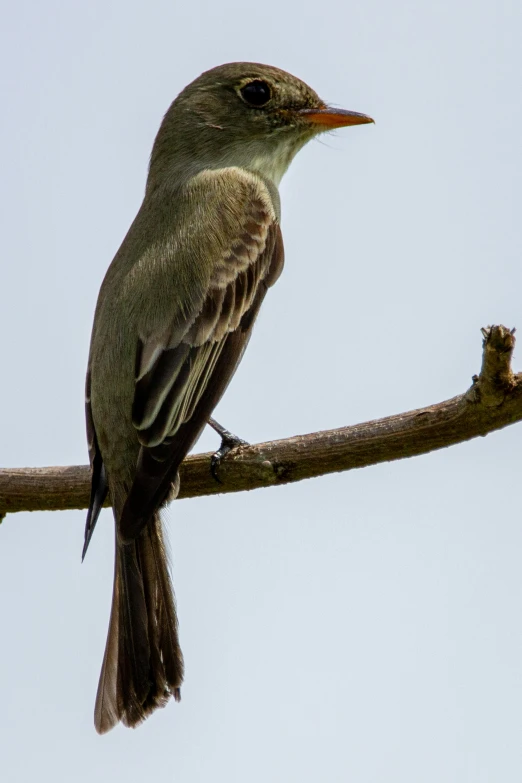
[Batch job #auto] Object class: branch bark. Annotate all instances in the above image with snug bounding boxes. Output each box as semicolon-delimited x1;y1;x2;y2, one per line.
1;325;520;519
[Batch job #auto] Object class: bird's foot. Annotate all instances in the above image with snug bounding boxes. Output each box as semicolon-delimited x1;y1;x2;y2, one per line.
208;417;249;483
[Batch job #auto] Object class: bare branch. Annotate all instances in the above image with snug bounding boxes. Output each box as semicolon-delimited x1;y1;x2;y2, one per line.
0;325;520;518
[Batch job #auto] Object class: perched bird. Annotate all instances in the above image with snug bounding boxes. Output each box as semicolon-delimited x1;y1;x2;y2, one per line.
84;61;373;734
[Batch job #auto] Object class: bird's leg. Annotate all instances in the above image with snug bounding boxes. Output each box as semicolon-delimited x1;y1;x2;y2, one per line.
208;417;249;483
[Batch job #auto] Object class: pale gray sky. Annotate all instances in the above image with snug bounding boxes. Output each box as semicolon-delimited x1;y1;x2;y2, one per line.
1;0;522;780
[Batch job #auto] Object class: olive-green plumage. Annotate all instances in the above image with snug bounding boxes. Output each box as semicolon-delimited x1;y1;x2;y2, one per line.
84;62;372;734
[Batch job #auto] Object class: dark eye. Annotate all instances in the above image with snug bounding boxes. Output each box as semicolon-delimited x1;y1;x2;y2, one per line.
240;80;272;107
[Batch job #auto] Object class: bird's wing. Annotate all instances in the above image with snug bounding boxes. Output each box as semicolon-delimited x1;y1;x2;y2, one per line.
118;171;284;541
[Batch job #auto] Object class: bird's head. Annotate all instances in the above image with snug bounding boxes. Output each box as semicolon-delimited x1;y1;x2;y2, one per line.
148;62;373;190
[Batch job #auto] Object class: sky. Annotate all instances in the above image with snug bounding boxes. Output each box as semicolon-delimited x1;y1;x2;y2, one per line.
1;0;522;780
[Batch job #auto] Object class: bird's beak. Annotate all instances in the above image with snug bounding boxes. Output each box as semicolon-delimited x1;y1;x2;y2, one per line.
299;106;374;129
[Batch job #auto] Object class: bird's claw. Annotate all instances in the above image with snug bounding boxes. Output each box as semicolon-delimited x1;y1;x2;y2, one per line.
210;430;249;484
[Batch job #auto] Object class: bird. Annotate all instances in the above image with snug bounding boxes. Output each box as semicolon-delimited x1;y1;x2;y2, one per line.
83;61;373;734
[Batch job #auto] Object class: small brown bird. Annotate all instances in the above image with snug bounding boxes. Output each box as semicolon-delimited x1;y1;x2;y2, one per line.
84;62;373;733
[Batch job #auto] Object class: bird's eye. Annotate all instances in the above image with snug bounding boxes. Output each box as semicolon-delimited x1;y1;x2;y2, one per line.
240;80;272;107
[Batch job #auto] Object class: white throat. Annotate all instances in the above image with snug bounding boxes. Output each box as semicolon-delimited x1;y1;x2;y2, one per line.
223;133;310;188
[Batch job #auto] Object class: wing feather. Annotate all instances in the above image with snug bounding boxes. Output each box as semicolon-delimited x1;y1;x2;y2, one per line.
82;368;108;559
132;343;191;432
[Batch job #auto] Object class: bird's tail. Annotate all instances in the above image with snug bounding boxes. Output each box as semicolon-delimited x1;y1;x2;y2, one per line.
94;511;184;734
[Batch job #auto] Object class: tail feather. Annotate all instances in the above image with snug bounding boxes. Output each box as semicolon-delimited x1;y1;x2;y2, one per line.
141;518;184;697
94;554;120;734
94;513;184;734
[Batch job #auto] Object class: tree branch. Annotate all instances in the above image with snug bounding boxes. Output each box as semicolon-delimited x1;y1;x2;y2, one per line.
1;325;520;519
